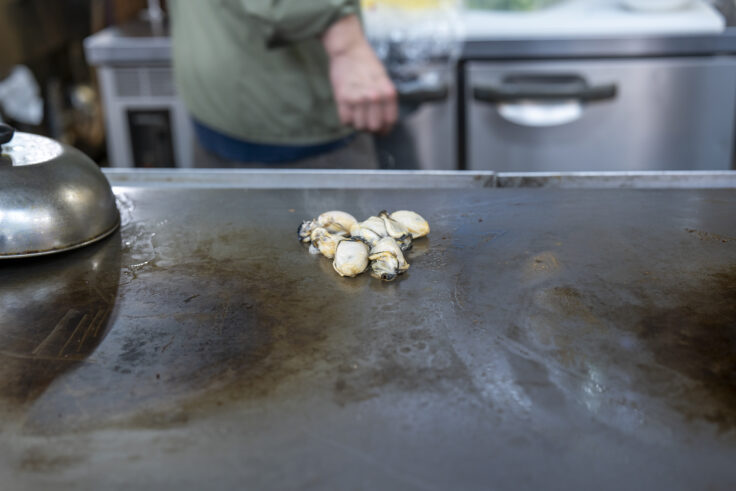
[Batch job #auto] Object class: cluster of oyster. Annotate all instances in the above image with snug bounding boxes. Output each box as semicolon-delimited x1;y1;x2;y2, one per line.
298;210;430;281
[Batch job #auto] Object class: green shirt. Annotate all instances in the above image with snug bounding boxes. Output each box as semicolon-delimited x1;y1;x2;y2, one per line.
169;0;359;145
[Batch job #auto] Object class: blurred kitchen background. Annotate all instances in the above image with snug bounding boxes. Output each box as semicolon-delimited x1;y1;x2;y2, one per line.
2;0;736;171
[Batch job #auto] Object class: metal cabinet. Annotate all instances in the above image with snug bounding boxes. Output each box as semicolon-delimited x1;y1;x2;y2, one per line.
375;69;457;171
96;65;194;168
465;57;736;171
395;92;456;171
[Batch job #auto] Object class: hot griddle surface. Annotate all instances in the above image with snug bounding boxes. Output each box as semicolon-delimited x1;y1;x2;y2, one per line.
1;187;735;489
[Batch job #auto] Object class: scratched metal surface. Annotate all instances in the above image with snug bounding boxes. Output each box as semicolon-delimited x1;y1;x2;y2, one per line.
1;187;735;490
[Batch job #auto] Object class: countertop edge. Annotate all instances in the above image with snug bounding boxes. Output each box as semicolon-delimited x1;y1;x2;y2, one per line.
102;169;736;189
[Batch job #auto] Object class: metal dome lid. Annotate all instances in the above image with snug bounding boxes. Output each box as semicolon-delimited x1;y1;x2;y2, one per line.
0;123;120;259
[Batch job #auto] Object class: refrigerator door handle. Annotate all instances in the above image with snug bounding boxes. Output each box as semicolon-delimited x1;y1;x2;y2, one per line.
473;74;617;127
473;74;617;103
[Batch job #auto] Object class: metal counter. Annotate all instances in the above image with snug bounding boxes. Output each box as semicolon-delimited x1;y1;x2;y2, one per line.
462;29;736;60
1;172;735;490
102;168;736;189
84;20;736;66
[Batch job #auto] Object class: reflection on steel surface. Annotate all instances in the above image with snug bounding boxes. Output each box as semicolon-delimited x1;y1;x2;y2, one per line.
0;232;121;404
1;133;63;167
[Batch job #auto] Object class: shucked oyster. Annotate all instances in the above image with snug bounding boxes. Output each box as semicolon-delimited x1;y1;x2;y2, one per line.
298;211;357;242
369;252;401;281
309;227;345;259
371;237;409;271
333;239;369;277
352;216;387;235
389;210;430;239
350;226;382;248
378;210;412;251
349;216;389;247
378;210;409;238
298;220;316;243
299;209;429;281
318;211;358;234
368;237;409;281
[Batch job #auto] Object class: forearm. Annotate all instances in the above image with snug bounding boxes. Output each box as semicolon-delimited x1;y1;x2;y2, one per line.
321;14;364;58
321;14;397;133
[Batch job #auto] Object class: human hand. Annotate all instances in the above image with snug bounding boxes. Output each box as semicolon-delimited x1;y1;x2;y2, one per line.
322;15;397;134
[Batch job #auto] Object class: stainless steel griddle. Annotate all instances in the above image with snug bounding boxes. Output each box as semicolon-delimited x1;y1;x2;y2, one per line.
1;171;734;490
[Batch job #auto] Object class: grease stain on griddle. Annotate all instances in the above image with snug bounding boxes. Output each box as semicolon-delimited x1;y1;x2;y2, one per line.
18;446;85;473
635;266;736;431
332;325;477;408
517;266;736;433
685;228;735;244
523;251;562;284
17;225;409;434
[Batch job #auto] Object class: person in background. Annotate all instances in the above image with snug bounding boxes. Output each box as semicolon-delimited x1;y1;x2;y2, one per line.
168;1;397;168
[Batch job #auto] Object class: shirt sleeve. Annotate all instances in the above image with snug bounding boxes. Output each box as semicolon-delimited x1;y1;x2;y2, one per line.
240;0;361;48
